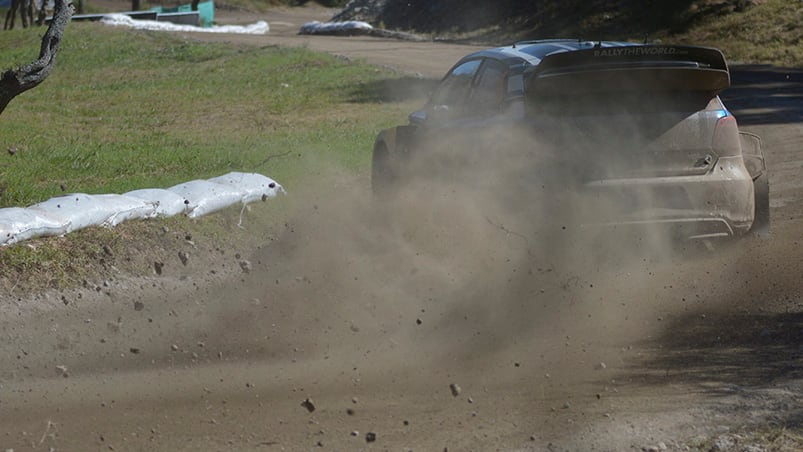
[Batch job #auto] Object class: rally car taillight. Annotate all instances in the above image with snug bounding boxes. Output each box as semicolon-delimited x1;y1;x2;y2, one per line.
711;113;741;157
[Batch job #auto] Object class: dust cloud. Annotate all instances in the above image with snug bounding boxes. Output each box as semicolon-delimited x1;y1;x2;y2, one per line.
217;115;709;388
1;105;794;452
186;110;792;449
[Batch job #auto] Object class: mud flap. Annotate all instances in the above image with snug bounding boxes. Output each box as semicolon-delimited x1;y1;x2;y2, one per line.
740;132;770;236
751;171;770;237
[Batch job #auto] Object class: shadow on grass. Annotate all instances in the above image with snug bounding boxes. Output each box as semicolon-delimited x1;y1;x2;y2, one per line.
346;76;440;104
721;65;803;126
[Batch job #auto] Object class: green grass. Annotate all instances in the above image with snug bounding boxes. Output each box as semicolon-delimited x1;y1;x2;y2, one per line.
0;22;418;290
674;0;803;67
0;23;412;207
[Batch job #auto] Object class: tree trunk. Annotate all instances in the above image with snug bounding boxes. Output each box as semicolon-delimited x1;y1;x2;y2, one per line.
132;0;140;11
0;0;73;116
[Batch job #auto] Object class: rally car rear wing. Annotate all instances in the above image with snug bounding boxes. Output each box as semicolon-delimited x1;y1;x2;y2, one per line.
526;45;730;96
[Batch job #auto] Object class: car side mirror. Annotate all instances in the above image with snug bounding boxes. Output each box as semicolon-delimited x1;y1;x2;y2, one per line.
409;109;427;125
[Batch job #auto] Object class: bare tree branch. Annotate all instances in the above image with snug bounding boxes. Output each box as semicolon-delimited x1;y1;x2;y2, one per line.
0;0;74;116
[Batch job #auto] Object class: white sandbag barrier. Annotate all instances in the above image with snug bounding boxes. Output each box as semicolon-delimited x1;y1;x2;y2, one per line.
208;172;283;204
0;208;70;246
296;20;421;41
298;20;373;35
125;188;188;217
101;13;270;34
168;180;245;219
32;193;157;232
0;172;285;246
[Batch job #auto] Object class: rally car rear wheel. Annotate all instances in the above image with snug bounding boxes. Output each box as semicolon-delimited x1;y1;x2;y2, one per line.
371;142;398;199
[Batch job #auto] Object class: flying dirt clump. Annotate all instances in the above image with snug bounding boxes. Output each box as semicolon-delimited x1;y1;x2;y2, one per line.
301;397;316;413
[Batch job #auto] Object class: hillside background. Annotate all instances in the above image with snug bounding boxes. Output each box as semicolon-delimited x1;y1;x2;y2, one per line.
327;0;801;66
4;0;797;65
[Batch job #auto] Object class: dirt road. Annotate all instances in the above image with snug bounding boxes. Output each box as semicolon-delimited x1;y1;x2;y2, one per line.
1;6;802;451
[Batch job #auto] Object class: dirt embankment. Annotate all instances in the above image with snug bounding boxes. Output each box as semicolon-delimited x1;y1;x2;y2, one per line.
332;0;761;37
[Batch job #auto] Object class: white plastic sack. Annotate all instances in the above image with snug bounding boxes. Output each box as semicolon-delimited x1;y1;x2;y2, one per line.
125;188;188;217
0;171;283;246
31;193;155;232
95;194;158;226
208;172;286;204
101;13;269;34
167;180;243;219
299;20;373;35
0;207;71;245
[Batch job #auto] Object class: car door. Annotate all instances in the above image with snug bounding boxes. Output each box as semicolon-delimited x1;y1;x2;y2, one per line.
422;57;514;127
417;58;483;126
411;57;526;180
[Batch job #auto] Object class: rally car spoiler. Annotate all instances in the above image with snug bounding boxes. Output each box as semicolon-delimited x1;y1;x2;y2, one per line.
527;45;730;96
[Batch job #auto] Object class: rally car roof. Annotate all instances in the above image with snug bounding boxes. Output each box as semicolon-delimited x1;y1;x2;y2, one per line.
463;39;638;65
